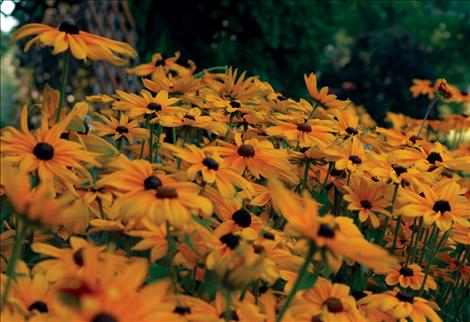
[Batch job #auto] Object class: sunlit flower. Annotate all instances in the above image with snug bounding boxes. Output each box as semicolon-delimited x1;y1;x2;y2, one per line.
1;107;99;184
11;20;137;65
385;264;437;290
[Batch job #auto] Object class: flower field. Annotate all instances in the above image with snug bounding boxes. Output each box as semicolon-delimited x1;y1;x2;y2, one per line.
1;20;469;322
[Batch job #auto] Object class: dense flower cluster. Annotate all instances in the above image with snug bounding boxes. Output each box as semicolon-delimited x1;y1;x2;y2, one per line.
1;21;469;322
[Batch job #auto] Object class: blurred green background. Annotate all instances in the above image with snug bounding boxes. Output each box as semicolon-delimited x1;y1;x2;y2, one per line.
2;0;469;127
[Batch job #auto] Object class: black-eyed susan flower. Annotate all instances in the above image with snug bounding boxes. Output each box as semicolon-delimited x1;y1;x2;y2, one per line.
209;132;298;184
5;261;56;319
269;179;397;273
288;278;366;322
399;180;470;231
325;137;368;172
113;89;184;122
163;143;255;198
127;51;194;77
385;264;437;291
2;164;76;227
265;118;336;148
143;68;203;95
90;113;148;144
304;73;350;109
126;218;168;262
159;107;228;136
10;20;137;65
1;107;99;184
358;289;442;322
343;177;391;228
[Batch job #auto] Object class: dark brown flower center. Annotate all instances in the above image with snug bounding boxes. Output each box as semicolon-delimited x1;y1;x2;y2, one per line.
360;200;372;209
156;186;178;199
231;209;252;227
297;123;312;133
58;20;80;34
115;126;129;134
395;291;414;303
28;300;49;313
219;233;240;250
155;60;165;66
173;306;191;315
345;127;358;135
147;102;162;111
311;314;323;322
263;231;275;240
229;101;241;108
253;244;265;254
237;144;255;157
399;266;414;277
351;291;368;300
392;165;407;176
144;176;162;190
33;143;54;160
408;135;422;144
432;200;451;214
318;223;335;238
277;94;287;101
426;152;443;164
73;248;84;266
323;297;343;313
349;155;362;164
202;157;219;170
91;313;118;322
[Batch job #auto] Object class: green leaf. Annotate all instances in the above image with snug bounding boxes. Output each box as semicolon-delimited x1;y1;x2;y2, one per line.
297;272;319;291
146;264;171;283
203;269;220;300
312;189;330;215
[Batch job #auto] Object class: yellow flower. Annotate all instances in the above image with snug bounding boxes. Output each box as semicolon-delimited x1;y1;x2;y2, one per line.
399;180;470;231
10;21;136;65
359;289;442;322
90;113;148;143
1;106;99;184
343;177;391;228
304;73;350;109
385;264;437;291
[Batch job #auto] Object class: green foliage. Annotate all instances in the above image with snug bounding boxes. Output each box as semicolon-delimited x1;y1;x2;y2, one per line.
129;0;470;122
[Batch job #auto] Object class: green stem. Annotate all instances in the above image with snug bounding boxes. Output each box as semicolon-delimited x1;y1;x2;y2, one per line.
224;290;232;322
301;160;310;191
56;51;70;123
1;218;29;309
193;66;228;78
153;125;163;163
391;216;402;252
116;137;123;151
276;241;316;322
148;124;154;162
321;162;333;190
418;227;431;266
419;229;450;295
416;97;438;137
408;217;424;264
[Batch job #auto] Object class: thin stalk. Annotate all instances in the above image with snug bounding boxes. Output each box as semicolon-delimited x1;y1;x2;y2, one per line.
378;184;399;245
148;124;154;162
116;137;123;151
276;241;316;322
224;290;232;322
418;227;431;266
153;125;163;163
405;218;419;265
321;162;333;190
56;51;70;122
391;216;402;252
301;160;310;191
1;218;29;309
416;97;438;137
408;217;424;264
419;229;450;295
193;66;227;78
